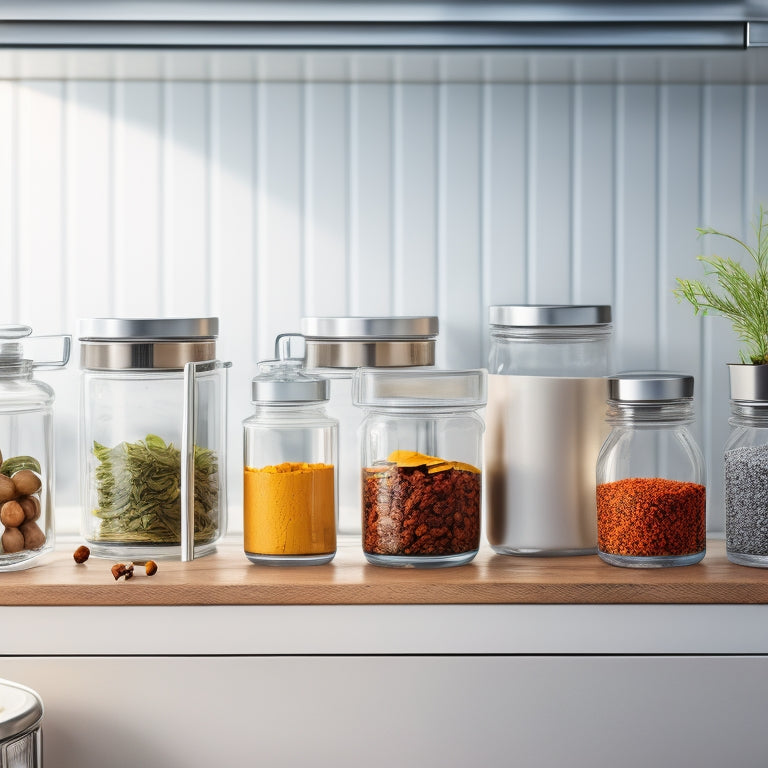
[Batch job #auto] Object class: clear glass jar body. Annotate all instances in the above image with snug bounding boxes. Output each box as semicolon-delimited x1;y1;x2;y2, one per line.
243;404;337;565
80;368;227;559
486;324;613;556
596;401;706;567
0;363;55;571
724;403;768;567
359;408;484;567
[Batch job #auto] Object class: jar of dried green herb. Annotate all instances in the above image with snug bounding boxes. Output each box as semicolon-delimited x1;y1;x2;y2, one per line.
78;318;231;561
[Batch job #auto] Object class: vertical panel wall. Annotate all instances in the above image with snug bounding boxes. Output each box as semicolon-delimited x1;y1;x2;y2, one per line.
0;57;762;532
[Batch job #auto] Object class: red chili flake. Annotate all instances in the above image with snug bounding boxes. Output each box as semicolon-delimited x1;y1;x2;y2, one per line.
597;477;706;557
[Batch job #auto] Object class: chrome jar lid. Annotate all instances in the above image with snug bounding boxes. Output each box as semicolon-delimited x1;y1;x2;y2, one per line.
79;317;218;371
251;348;329;404
301;316;438;369
0;678;43;741
352;368;487;410
608;372;694;402
489;305;612;327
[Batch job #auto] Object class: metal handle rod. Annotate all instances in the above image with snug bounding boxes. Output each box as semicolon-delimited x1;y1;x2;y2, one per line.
181;361;197;562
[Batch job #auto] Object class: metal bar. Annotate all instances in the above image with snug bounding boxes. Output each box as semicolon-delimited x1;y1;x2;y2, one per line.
0;21;748;49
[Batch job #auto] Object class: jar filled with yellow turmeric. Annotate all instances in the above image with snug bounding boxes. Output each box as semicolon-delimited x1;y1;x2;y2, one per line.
243;342;337;565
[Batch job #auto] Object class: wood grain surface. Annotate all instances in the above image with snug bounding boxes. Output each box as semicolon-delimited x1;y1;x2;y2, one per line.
0;538;766;606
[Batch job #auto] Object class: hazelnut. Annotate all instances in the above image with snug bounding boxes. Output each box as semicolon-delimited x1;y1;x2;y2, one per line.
18;495;40;522
0;475;16;504
0;500;24;528
111;562;134;581
12;470;41;496
73;545;90;564
1;527;24;554
145;560;158;576
19;521;45;550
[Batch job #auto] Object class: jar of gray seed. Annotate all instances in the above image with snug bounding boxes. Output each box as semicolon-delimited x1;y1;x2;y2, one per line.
725;364;768;567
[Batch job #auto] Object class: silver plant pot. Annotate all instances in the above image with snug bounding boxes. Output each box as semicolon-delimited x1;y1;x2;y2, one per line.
728;363;768;402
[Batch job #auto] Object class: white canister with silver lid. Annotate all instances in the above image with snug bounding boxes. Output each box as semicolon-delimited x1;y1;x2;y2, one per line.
0;678;43;767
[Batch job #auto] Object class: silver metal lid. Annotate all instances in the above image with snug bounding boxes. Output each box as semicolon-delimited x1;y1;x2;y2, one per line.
489;305;612;327
729;363;768;402
352;368;487;409
608;372;694;401
251;342;330;403
78;317;218;341
0;678;43;741
301;316;438;339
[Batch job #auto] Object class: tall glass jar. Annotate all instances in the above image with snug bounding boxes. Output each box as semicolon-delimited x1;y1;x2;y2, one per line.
0;326;70;571
724;363;768;567
596;372;706;568
486;305;612;556
243;346;337;566
353;367;486;568
79;318;230;561
301;316;438;536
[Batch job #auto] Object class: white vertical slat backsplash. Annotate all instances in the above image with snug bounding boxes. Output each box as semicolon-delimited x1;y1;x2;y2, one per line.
5;73;766;533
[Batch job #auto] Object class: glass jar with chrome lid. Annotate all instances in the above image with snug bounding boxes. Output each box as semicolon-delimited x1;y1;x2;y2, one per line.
724;364;768;567
485;305;612;556
0;325;70;571
78;317;231;561
301;316;438;536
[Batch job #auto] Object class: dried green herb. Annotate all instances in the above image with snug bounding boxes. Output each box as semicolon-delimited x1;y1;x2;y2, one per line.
91;434;219;544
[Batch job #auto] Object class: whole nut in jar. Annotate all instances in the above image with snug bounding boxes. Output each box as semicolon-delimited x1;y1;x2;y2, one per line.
12;470;41;497
18;495;40;522
1;527;24;554
0;475;16;504
0;500;25;528
19;521;45;550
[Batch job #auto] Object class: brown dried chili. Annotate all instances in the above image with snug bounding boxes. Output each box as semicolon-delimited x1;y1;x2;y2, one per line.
363;454;481;557
597;477;706;557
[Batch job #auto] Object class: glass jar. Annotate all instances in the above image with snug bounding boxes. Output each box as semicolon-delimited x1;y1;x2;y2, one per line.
0;677;44;766
724;363;768;567
485;304;612;556
301;316;438;536
79;318;230;561
0;326;70;571
596;372;706;568
353;367;486;568
243;342;337;566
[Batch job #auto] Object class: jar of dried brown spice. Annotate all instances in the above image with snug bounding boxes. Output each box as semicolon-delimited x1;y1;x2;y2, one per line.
352;368;487;568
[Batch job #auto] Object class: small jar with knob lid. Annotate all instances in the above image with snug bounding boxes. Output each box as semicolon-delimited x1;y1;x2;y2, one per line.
243;337;338;565
596;372;706;568
0;324;70;571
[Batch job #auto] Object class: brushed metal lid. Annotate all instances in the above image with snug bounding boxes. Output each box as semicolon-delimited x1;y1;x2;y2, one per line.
0;678;43;741
301;316;438;339
608;372;694;401
78;317;218;341
251;360;330;403
729;363;768;402
352;368;487;409
489;305;612;327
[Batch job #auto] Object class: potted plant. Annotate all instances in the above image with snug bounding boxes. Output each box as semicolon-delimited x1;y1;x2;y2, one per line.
675;208;768;567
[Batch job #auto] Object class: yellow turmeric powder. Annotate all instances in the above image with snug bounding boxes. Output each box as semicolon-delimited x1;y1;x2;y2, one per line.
244;462;336;556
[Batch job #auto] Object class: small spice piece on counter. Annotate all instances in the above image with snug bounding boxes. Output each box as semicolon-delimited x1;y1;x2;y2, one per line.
725;444;768;556
244;462;335;557
144;560;158;576
73;545;91;564
597;477;706;557
363;450;481;557
91;434;219;545
111;562;134;580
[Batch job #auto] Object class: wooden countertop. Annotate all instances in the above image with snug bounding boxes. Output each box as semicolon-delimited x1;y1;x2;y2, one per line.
1;537;767;606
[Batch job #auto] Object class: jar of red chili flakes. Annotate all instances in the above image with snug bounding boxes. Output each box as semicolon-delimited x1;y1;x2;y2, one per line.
352;368;486;568
596;373;706;568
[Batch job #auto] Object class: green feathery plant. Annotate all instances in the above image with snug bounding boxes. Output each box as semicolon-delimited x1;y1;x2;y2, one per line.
674;206;768;365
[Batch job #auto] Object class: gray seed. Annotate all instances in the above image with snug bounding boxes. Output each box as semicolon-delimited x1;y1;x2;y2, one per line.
725;444;768;557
